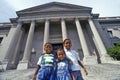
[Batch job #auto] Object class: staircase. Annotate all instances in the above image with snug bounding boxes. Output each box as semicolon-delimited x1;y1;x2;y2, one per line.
83;63;120;80
0;62;120;80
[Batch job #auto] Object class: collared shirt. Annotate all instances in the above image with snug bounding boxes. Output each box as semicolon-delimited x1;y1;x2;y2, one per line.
64;48;81;71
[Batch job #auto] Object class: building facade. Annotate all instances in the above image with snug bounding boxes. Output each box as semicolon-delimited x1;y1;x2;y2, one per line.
0;2;120;70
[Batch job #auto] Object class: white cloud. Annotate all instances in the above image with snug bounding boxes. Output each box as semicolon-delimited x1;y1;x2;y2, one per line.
4;0;43;10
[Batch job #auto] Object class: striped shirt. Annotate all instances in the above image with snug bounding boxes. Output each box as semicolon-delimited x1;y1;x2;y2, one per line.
37;53;54;66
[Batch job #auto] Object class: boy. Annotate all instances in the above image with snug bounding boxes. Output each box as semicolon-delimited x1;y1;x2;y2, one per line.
63;39;88;80
32;42;55;80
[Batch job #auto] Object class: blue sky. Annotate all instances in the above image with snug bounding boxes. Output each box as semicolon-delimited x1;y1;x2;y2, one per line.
0;0;120;22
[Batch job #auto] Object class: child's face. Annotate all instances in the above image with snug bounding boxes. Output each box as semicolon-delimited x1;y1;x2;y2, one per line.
44;43;53;54
63;40;72;50
57;50;65;60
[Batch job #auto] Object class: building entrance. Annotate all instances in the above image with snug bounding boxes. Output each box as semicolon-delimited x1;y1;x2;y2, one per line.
52;43;63;52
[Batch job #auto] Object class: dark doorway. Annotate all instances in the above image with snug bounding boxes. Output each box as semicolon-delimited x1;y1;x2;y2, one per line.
52;43;63;52
0;37;3;43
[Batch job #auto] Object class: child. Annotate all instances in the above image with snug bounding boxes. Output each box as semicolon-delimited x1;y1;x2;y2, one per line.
32;42;55;80
63;39;88;80
55;48;74;80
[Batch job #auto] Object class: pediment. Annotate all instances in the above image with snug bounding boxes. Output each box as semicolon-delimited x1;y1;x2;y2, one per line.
17;2;92;13
33;6;73;12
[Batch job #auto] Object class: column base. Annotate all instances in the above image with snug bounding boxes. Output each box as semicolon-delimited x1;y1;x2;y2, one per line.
83;56;98;65
17;60;29;70
6;61;17;70
100;55;114;63
0;61;8;71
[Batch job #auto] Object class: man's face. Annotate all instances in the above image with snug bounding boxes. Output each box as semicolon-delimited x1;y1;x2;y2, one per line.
63;40;72;50
44;44;53;53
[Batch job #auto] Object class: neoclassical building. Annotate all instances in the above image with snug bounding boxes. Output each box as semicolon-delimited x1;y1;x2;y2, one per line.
0;2;120;70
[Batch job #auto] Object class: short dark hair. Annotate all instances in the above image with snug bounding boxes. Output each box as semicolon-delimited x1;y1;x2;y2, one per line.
57;48;65;55
63;38;71;44
44;42;52;47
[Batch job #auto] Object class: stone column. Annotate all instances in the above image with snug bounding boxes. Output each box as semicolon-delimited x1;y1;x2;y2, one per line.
11;30;23;66
88;18;112;63
43;19;50;52
6;29;24;69
61;18;68;41
75;18;97;64
1;22;22;70
5;22;22;60
17;20;35;70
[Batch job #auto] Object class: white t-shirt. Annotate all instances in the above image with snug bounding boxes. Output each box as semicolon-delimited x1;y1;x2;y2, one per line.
64;48;81;71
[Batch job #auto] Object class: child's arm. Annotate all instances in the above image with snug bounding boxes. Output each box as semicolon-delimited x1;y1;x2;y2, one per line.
78;60;88;75
66;57;73;65
32;65;40;80
68;60;75;80
70;73;75;80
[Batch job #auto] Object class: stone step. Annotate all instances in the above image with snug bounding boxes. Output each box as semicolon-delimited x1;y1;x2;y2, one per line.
0;62;120;80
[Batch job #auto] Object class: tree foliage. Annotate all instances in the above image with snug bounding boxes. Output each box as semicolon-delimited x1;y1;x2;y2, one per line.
107;42;120;60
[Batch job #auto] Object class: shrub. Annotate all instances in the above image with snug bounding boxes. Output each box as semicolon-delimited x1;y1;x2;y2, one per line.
107;42;120;60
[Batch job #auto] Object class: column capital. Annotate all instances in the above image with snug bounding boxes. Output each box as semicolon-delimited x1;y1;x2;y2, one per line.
75;18;79;21
88;18;93;21
30;20;35;25
45;18;50;21
61;18;65;22
31;20;35;22
45;19;50;24
61;18;66;20
11;24;17;28
17;21;23;24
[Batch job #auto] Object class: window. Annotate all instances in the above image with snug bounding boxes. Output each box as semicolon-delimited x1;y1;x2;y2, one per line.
0;37;3;43
114;43;117;46
107;31;113;37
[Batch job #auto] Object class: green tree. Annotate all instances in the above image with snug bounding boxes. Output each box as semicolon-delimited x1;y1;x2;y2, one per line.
107;42;120;60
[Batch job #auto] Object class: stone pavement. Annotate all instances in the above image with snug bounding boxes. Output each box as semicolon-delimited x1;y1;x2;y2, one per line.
83;63;120;80
0;62;120;80
0;69;34;80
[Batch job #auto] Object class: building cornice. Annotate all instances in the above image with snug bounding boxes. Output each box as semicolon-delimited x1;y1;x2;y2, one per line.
98;16;120;22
